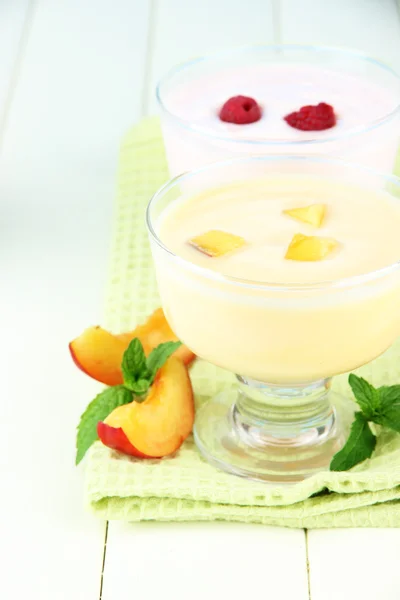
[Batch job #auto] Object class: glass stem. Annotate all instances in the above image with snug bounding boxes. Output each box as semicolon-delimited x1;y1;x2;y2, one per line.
233;376;335;446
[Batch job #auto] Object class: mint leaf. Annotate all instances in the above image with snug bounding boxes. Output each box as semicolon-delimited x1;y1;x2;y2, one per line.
125;378;151;396
121;338;149;389
121;339;181;396
146;341;182;382
374;385;400;432
76;385;132;465
348;374;380;420
330;412;376;471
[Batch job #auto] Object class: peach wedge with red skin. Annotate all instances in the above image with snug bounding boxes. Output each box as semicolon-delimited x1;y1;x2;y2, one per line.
69;308;196;386
97;419;149;458
117;308;195;367
97;357;195;458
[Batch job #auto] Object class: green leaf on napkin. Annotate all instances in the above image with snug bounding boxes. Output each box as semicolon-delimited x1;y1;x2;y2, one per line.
76;385;132;465
331;375;400;471
348;374;380;420
375;385;400;433
330;412;376;472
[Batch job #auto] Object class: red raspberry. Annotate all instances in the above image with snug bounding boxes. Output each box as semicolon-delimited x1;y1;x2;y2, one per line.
284;103;336;131
219;95;262;125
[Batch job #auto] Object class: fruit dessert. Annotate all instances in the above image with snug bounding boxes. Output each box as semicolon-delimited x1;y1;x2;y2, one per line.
151;171;400;384
72;309;195;463
157;48;400;175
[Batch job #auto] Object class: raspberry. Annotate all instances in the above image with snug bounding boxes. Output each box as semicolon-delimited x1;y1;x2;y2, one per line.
284;103;336;131
219;95;262;125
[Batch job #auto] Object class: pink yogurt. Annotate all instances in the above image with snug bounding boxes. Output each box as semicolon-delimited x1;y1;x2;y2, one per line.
157;46;400;176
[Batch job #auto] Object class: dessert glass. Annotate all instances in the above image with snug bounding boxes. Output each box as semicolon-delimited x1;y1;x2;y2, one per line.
156;45;400;177
147;156;400;483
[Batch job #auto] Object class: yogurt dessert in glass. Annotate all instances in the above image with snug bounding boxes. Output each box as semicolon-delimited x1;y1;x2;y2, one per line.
156;46;400;177
147;156;400;483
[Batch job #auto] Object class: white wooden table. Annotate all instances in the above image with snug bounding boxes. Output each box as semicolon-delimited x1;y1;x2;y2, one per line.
2;1;400;598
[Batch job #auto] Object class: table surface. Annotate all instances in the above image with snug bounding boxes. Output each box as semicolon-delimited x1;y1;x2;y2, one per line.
2;1;400;598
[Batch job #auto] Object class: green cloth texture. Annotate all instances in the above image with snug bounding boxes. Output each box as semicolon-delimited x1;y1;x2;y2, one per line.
85;116;400;528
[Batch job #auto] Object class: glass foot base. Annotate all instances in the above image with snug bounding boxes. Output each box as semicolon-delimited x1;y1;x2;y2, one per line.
194;382;348;484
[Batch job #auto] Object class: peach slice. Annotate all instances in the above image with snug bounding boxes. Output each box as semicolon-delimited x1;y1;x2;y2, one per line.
69;309;195;386
283;204;326;227
97;357;194;457
285;233;339;261
70;326;127;386
117;308;195;366
189;229;246;257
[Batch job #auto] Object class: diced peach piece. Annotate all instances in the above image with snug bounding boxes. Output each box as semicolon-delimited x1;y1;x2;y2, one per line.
283;204;326;227
189;229;246;257
69;309;196;386
69;326;127;386
98;357;194;458
117;308;195;366
285;233;339;261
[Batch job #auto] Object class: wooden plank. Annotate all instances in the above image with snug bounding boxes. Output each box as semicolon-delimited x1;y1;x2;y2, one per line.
307;530;400;600
0;0;151;598
146;0;275;114
102;523;309;600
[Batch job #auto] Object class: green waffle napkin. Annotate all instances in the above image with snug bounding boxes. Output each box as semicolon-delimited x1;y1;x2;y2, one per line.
85;117;400;528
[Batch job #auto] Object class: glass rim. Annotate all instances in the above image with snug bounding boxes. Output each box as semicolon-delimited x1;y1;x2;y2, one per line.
146;155;400;292
155;44;400;147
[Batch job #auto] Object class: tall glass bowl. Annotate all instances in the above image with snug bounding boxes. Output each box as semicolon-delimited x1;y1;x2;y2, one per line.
157;45;400;176
147;156;400;483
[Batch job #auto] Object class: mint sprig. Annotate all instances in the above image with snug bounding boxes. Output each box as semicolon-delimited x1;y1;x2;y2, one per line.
330;412;376;472
347;374;380;421
374;385;400;433
330;374;400;471
121;338;148;386
122;338;151;394
76;337;181;464
121;338;182;395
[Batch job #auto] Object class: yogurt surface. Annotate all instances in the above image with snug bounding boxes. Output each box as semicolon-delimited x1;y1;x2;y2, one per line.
163;64;397;141
159;175;400;284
